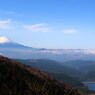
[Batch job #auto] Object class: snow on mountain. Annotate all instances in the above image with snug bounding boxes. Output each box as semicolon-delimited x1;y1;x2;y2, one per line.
0;36;33;49
0;37;12;43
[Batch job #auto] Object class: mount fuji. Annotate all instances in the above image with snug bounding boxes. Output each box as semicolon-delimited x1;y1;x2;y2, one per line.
0;37;95;62
0;37;33;49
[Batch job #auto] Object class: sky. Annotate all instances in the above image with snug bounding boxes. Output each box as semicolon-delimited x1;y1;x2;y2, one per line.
0;0;95;49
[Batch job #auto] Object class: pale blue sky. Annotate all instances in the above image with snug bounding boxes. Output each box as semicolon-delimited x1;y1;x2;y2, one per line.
0;0;95;49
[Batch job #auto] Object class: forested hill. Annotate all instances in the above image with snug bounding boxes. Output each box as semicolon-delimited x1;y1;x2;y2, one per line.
0;56;84;95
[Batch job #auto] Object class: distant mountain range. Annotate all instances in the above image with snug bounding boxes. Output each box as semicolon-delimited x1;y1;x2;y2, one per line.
0;37;95;62
63;60;95;73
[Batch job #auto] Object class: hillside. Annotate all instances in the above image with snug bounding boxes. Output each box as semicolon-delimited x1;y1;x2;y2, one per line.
0;56;84;95
84;71;95;81
16;59;82;82
63;60;95;73
62;60;95;81
16;59;81;77
16;59;88;93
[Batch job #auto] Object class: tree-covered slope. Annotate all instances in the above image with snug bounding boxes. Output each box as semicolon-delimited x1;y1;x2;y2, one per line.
0;56;84;95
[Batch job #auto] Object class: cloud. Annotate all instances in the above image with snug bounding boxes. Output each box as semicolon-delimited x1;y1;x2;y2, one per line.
62;29;78;34
0;19;12;29
23;23;52;32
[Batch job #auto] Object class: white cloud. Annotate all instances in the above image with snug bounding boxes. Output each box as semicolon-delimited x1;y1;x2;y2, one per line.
23;23;52;32
62;29;78;34
0;19;12;29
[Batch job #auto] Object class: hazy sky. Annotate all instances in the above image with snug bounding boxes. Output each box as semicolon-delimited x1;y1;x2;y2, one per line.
0;0;95;49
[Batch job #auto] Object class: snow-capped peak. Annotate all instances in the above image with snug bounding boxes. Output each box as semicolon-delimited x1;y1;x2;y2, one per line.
0;37;12;43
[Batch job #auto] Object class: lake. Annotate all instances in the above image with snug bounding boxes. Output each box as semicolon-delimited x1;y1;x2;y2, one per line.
84;82;95;91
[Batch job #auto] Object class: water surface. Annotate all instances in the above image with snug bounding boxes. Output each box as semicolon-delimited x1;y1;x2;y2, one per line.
84;82;95;91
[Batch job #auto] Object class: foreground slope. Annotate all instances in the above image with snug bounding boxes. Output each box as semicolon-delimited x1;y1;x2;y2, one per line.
0;56;84;95
16;59;83;87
